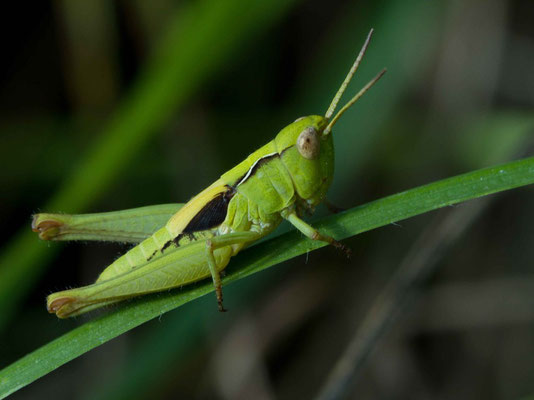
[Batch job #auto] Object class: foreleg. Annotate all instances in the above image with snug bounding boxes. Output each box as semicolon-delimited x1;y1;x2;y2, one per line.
282;211;351;257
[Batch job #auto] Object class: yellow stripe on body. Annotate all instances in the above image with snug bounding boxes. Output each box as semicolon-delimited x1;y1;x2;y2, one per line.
166;178;229;236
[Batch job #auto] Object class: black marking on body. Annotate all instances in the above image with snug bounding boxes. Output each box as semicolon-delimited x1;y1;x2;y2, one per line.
170;232;196;248
235;152;279;187
172;233;185;247
157;185;235;260
157;186;236;254
160;240;173;253
147;249;158;261
183;186;235;233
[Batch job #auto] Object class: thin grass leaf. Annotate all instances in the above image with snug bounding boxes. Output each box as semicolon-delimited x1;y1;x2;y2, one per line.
0;156;532;399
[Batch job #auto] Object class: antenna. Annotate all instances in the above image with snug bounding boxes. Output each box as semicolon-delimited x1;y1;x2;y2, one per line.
323;68;386;135
325;29;374;120
323;29;386;136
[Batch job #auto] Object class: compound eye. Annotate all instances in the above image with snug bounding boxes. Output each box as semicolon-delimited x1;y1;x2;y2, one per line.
297;127;320;160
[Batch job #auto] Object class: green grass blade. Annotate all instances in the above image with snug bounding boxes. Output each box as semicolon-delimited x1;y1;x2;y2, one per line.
0;156;532;399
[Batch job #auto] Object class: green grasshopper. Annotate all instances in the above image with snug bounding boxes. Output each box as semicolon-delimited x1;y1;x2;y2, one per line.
33;29;385;318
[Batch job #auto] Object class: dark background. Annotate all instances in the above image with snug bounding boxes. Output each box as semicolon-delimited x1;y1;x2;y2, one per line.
1;0;533;399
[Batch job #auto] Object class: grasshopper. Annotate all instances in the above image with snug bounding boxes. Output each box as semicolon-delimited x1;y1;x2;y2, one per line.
33;29;385;318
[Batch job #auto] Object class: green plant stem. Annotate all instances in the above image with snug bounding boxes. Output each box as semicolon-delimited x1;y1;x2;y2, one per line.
0;156;532;399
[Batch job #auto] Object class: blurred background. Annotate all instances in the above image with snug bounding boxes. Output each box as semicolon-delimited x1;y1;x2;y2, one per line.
1;0;533;399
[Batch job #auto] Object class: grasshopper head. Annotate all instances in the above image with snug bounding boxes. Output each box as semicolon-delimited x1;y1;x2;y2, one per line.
274;29;386;208
274;115;334;207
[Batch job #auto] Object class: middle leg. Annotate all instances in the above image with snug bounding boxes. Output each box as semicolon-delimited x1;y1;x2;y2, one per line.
205;231;261;312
